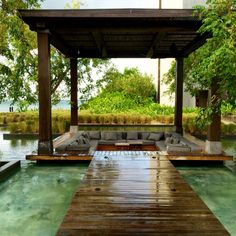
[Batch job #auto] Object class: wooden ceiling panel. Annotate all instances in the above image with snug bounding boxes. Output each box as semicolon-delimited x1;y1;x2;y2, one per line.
19;9;210;58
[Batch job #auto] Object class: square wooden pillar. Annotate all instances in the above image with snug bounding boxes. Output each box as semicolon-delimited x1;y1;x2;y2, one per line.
70;58;78;133
37;31;53;155
205;81;222;154
174;57;184;135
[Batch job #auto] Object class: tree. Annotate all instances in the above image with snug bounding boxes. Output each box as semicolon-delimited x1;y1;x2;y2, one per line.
162;0;236;116
0;0;42;110
0;0;111;111
82;67;156;113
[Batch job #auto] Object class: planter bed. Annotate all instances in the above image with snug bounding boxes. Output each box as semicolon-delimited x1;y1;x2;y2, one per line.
0;161;21;182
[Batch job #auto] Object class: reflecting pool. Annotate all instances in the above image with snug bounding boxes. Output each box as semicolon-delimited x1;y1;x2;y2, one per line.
178;138;236;235
0;131;89;236
0;130;236;235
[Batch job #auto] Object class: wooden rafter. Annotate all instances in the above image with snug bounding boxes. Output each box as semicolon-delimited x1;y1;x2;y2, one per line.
91;32;108;58
146;32;166;58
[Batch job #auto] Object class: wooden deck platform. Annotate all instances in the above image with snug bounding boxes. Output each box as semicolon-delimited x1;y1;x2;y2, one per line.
26;150;233;162
57;151;230;235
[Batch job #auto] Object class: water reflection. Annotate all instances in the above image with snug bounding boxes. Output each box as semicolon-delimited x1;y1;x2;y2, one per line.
0;130;37;161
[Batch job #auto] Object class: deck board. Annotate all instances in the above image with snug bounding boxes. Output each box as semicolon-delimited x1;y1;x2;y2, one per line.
57;151;230;235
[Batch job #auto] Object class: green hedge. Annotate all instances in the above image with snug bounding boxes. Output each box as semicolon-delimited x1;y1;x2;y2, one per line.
1;110;235;136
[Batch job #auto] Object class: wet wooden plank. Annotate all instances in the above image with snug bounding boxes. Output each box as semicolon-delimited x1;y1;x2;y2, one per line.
26;154;92;161
57;151;230;236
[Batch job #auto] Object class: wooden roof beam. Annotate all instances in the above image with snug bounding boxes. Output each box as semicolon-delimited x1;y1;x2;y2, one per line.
180;32;210;57
146;32;166;58
34;22;76;57
49;32;77;58
92;32;108;58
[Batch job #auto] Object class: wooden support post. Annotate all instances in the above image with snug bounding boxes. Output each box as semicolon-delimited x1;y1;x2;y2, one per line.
174;57;183;134
205;81;222;154
156;59;161;103
37;32;53;155
70;58;78;133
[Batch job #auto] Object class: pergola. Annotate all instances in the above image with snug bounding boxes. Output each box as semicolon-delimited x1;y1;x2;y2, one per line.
19;9;217;155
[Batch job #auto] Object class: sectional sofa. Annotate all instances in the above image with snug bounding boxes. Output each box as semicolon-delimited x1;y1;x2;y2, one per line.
55;131;203;155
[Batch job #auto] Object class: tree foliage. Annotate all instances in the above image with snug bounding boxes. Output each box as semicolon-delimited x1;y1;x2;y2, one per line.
162;0;236;114
82;67;157;113
0;0;111;111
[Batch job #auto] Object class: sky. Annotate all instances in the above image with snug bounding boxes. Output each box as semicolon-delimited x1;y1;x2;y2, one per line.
41;0;158;9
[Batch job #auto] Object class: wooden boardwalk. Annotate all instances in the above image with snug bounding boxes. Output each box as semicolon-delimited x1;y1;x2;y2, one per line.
57;151;230;235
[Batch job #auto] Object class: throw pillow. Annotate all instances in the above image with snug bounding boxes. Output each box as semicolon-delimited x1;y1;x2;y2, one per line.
82;132;90;140
148;132;163;141
89;131;100;140
164;132;172;139
116;132;123;140
171;137;180;144
141;132;150;140
105;132;117;140
165;137;172;145
126;132;138;140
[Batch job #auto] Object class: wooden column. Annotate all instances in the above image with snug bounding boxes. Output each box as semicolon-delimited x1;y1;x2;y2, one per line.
156;0;162;103
207;82;221;141
70;58;78;132
156;59;161;103
37;31;53;155
174;57;184;134
205;81;222;154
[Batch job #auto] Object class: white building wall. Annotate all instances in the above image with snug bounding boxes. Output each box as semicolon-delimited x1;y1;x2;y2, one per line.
183;0;207;8
150;0;206;107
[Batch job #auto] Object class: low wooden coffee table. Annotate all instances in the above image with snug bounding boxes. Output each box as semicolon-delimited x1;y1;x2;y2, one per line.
114;142;130;150
127;141;143;150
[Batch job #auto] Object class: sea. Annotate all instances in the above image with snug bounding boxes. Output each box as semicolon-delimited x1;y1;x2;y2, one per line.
0;100;77;112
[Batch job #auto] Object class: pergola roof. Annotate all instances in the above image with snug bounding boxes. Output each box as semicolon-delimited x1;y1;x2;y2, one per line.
19;9;209;58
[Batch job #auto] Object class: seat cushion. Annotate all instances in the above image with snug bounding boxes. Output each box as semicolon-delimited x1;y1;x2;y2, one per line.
167;143;191;153
142;140;155;145
66;141;90;151
98;139;126;145
155;141;166;151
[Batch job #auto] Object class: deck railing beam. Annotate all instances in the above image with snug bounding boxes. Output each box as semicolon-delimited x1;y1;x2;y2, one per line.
37;31;53;154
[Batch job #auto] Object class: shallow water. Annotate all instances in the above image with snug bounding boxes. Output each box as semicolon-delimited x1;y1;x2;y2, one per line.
0;131;89;236
178;138;236;235
179;166;236;235
0;162;88;236
0;131;236;235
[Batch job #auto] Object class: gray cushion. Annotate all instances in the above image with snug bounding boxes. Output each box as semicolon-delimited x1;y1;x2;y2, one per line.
148;132;163;141
89;131;100;140
165;137;172;145
155;141;166;151
76;137;89;145
167;144;191;153
82;132;90;140
66;144;90;151
89;140;99;147
164;132;173;139
55;145;67;151
98;139;125;145
141;132;150;140
103;132;117;140
116;132;123;140
126;132;138;140
171;137;180;144
142;140;155;145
